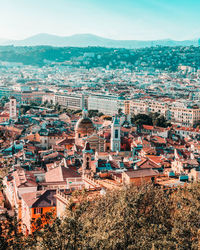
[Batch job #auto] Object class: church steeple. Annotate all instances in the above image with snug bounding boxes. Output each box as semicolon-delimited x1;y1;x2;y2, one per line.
82;108;88;118
82;142;93;176
9;96;17;120
111;115;121;152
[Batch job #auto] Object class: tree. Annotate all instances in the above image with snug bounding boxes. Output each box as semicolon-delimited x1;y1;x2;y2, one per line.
118;108;123;116
132;113;171;128
132;114;153;126
1;183;200;249
153;115;171;128
81;185;174;249
0;96;9;107
98;112;104;117
0;211;25;249
36;203;86;250
171;183;200;249
88;110;99;118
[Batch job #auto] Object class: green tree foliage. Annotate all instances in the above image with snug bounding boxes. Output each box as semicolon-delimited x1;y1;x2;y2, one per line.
0;96;9;107
72;109;82;115
0;45;199;71
132;113;171;128
80;185;175;249
35;204;87;250
1;183;200;249
132;114;153;126
0;211;25;249
88;110;99;118
171;183;200;249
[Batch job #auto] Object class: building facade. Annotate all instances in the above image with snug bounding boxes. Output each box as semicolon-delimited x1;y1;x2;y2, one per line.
55;93;87;110
111;116;121;152
88;94;125;115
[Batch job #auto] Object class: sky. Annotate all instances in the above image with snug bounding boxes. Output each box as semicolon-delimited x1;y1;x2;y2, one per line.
0;0;199;41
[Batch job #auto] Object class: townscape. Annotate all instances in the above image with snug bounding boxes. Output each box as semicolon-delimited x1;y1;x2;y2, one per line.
0;45;200;241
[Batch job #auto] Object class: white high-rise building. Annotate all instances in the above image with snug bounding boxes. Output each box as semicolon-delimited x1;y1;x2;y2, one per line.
111;116;121;152
88;94;125;115
9;96;17;120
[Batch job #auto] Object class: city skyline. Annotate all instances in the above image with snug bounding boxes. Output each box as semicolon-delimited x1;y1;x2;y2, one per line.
0;0;200;41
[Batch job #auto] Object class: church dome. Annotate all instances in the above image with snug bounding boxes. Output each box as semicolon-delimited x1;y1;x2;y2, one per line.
75;117;95;135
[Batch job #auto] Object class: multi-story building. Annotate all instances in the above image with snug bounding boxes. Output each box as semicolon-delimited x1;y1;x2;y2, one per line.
0;87;11;98
11;91;46;104
148;101;168;117
42;93;55;104
124;100;130;115
129;100;148;115
0;112;10;123
55;93;87;110
127;99;200;127
21;190;56;234
88;94;125;115
169;105;200;127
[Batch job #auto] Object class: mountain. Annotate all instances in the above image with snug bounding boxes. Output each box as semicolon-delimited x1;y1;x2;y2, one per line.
2;33;199;48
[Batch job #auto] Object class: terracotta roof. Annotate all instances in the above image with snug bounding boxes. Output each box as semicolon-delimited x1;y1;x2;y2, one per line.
0;113;9;118
21;190;56;208
142;147;156;155
75;117;95;134
142;125;154;130
151;136;166;144
136;158;160;169
175;126;200;133
43;152;63;160
13;168;37;188
125;169;159;178
147;155;164;165
45;166;80;182
5;126;22;134
23;133;40;142
56;138;75;145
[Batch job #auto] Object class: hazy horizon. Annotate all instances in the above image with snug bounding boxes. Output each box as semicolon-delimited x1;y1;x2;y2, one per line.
0;0;200;41
1;33;200;42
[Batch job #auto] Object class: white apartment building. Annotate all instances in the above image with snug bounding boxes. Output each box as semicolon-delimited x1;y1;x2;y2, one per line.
148;101;168;117
42;93;55;104
127;100;200;127
54;93;87;110
88;94;125;115
169;106;200;126
130;100;148;115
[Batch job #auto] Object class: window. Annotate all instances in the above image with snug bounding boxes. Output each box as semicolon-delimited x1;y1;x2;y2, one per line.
34;208;43;214
115;129;118;139
86;157;90;169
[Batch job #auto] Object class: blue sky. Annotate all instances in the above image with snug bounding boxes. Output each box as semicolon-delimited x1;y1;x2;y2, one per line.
0;0;199;40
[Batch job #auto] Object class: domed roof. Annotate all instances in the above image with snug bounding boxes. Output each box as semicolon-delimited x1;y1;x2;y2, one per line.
75;117;95;134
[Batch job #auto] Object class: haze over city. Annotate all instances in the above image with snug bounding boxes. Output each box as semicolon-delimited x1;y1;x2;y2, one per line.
1;0;200;249
0;0;200;41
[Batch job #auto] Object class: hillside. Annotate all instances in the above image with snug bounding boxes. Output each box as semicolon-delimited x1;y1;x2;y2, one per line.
0;45;199;71
1;33;199;48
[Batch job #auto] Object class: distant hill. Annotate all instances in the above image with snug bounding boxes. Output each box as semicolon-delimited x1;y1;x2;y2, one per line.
1;33;199;48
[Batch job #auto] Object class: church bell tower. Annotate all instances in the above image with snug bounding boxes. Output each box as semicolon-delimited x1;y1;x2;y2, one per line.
82;142;93;176
9;96;17;120
111;116;121;152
